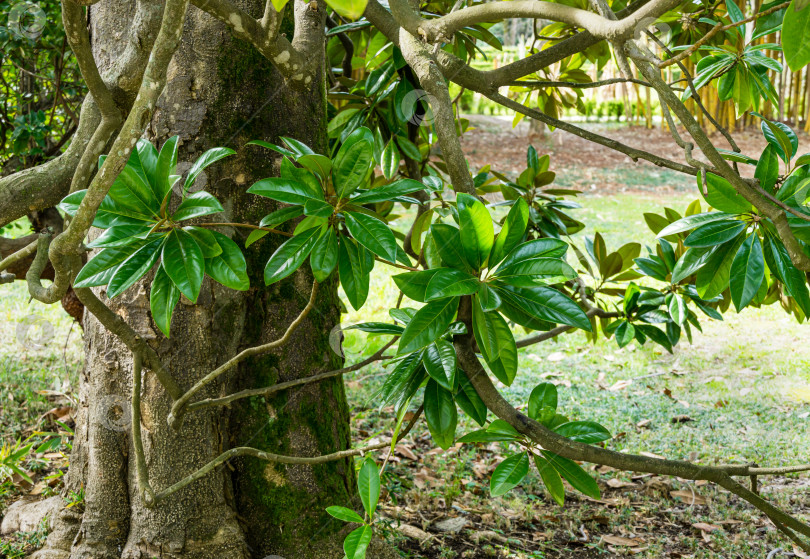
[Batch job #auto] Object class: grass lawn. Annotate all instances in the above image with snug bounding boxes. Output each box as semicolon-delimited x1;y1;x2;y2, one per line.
1;188;809;558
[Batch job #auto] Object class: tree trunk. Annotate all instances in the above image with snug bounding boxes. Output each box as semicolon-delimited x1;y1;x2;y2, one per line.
33;1;354;558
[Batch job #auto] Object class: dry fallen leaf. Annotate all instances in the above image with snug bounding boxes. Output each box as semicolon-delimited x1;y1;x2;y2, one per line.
602;535;642;546
670;490;708;505
692;522;722;532
398;524;431;541
607;478;638;489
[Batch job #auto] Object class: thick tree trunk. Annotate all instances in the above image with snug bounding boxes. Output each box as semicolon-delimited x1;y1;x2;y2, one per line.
33;1;354;558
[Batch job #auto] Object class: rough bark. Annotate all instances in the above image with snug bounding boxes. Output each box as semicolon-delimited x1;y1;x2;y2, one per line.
33;1;352;558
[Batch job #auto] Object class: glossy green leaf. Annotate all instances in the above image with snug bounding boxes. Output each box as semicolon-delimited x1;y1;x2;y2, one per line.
533;454;565;505
264;226;322;285
183;226;222;259
478;283;502;312
172;191;224;221
86;224;151;249
397;297;459;355
183;147;235;193
492;283;591;331
424;379;457;449
554;421;611;444
344;211;397;262
206;231;249;290
424;268;480;301
75;245;144;288
696;235;745;299
614;320;635;348
454;373;487;426
701;172;752;213
490;198;529;266
498;238;568;270
310;229;339;282
423;340;457;390
326;506;364;524
327;0;369;20
150;265;180;337
430;223;470;270
155;136;179;203
107;237;164;298
490;452;530;496
334;129;374;198
351;179;425;204
684;220;746;248
357;457;380;518
161;229;205;302
657;212;738;238
472;298;517;385
755;144;780;192
381;141;400;179
248;177;324;205
541;451;600;499
729;234;764;311
528;382;557;425
457;193;494;269
339;237;374;310
784;0;810;70
343;525;373;559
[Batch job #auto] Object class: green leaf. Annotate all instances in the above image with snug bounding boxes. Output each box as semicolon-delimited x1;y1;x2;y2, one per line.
150;265;180;337
326;0;369;20
671;246;714;283
303;199;334;219
554;421;611;444
783;0;810;71
528;382;557;425
381;141;400;180
498;238;568;270
614;320;635;348
397;297;459;355
326;506;364;524
205;231;249;290
297;154;332;179
161;229;205;302
343;525;373;559
755;144;780;192
472;298;518;386
696;235;746;299
729;234;764;311
492;283;591;331
245;229;269;248
74;245;144;288
172;191;224;221
656;211;738;238
478;284;502;312
454;374;487;426
490;452;530;496
334;128;374;198
107;237;164;298
86;224;152;249
493;257;576;287
156;136;179;203
666;293;687;324
248;177;324;206
351;179;425;204
430;223;471;270
684;220;746;248
424;379;458;449
135;139;159;193
457;193;494;270
423;340;457;390
764;233;810;314
183;147;235;193
760;118;797;162
541;451;600;499
357;457;380;518
339;237;374;310
311;229;339;282
425;268;480;301
701;172;752;213
457;429;517;443
183;226;222;258
109;163;160;219
343;211;398;262
393;269;441;303
490;198;529;266
264;226;322;285
533;454;565;505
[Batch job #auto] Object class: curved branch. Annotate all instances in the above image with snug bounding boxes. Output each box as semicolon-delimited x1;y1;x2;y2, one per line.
187;338;397;412
169;280;321;426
